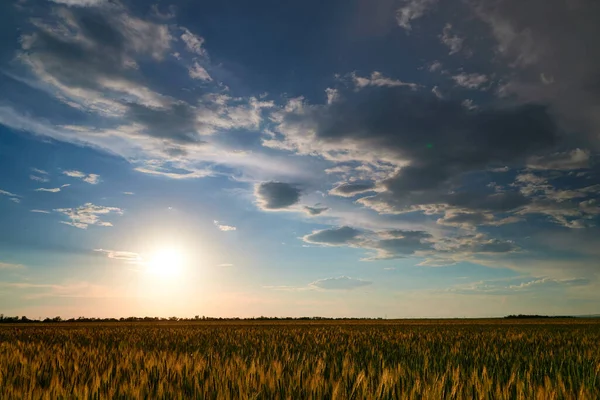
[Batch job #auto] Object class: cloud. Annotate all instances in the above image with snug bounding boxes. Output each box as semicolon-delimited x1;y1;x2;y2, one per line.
329;181;376;197
437;211;521;229
437;234;518;255
54;203;123;229
272;85;560;222
302;226;519;262
359;230;434;260
304;205;329;215
431;86;443;99
35;184;70;193
218;263;234;267
30;209;51;214
303;226;361;246
63;170;101;184
450;276;591;295
473;0;600;147
255;182;301;210
214;220;237;231
428;60;443;72
440;24;464;55
0;262;25;269
527;149;591;170
50;0;108;6
309;276;372;290
31;168;49;175
17;3;173;116
180;27;206;56
0;189;21;203
396;0;438;31
123;192;134;195
452;73;489;89
29;174;49;182
0;4;283;184
94;249;141;263
351;72;420;90
188;62;212;81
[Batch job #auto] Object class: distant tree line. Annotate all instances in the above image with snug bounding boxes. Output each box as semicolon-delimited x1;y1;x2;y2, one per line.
0;314;583;323
0;314;388;323
504;314;575;319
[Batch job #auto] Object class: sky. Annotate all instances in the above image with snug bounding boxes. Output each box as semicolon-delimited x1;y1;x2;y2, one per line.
1;0;599;319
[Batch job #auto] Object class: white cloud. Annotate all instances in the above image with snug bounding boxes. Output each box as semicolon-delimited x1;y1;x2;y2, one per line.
94;249;142;263
54;203;123;229
396;0;438;31
30;209;50;214
352;72;420;90
0;189;21;203
309;276;372;290
63;170;101;184
123;192;134;195
188;62;212;81
214;220;237;231
31;168;48;175
181;28;206;56
440;24;464;55
35;184;69;193
452;73;489;89
428;60;443;72
49;0;108;6
431;86;443;99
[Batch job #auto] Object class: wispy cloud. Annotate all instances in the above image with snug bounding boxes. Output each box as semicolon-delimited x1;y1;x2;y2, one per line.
31;168;48;175
63;170;101;184
452;73;489;89
30;209;50;214
0;189;21;203
214;220;237;231
94;249;142;263
35;184;70;193
396;0;438;31
29;174;49;182
54;203;123;229
310;276;372;290
265;276;373;292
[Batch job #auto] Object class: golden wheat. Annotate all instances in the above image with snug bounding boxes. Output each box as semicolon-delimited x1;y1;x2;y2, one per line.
0;320;599;399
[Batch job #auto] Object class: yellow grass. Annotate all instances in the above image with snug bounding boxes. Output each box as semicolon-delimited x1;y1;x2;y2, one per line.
1;320;599;399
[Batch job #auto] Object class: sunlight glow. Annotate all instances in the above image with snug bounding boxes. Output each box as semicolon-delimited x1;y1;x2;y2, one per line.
145;247;186;278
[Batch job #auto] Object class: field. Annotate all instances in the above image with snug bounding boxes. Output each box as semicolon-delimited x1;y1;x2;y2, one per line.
1;319;599;399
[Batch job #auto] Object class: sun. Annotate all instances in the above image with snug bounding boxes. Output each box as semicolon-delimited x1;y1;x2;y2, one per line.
145;247;186;278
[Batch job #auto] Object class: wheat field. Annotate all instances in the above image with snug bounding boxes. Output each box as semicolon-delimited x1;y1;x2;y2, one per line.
1;320;599;399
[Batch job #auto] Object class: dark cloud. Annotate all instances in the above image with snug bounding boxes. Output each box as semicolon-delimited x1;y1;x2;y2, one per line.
304;205;329;215
475;0;600;149
303;226;361;245
303;227;433;260
125;102;202;144
275;86;558;216
309;276;372;290
360;230;433;260
20;4;172;114
255;182;301;210
329;181;376;197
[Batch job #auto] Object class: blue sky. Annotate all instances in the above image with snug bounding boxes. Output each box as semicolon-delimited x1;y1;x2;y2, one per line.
1;0;599;318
